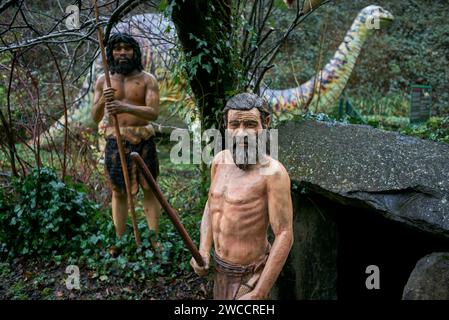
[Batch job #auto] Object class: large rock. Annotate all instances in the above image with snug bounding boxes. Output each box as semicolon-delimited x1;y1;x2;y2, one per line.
278;119;449;238
402;252;449;300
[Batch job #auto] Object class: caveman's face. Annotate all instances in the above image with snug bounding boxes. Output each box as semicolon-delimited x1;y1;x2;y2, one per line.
227;108;264;136
112;42;134;65
227;108;268;170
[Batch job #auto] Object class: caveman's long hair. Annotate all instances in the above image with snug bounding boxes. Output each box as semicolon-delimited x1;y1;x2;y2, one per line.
106;33;143;74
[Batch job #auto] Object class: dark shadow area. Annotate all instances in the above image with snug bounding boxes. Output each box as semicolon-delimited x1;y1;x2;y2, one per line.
275;190;449;300
332;195;449;300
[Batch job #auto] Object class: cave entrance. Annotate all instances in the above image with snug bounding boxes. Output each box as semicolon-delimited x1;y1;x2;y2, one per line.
276;191;449;300
330;194;449;299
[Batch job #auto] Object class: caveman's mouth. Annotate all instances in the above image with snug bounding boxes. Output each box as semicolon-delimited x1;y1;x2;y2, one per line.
116;58;131;63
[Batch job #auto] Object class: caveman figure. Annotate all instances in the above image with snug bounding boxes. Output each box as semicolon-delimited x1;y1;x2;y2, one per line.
190;93;294;299
91;33;161;253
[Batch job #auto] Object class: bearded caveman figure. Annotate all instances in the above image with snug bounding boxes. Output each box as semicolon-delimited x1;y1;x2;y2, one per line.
91;33;161;254
190;93;294;300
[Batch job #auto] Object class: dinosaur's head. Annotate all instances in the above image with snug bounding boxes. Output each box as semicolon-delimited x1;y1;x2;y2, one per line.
360;5;394;30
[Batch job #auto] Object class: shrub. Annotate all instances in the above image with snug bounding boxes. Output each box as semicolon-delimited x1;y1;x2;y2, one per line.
0;167;101;258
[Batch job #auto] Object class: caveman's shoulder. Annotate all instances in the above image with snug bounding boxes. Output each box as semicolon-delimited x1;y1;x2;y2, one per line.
212;149;232;166
142;71;158;84
95;74;106;88
264;158;290;181
97;73;106;82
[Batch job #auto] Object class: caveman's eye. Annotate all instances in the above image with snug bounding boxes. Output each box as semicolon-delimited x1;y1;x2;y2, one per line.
245;121;258;128
229;121;240;128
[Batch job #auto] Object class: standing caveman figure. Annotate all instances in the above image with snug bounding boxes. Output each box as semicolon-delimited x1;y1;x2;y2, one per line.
91;33;161;253
190;93;294;300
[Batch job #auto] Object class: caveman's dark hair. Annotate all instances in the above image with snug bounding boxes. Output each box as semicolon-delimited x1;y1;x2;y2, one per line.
106;33;143;74
223;93;271;128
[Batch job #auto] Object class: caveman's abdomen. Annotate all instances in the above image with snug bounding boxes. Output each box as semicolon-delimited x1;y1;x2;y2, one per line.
209;173;270;265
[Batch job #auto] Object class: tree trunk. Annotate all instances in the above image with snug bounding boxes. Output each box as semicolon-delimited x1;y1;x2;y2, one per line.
171;0;236;130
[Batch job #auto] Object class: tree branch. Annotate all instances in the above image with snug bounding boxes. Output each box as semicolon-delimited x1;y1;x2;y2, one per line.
0;0;19;15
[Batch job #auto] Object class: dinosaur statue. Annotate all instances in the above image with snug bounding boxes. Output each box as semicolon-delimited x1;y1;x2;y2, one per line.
40;5;393;147
263;5;394;115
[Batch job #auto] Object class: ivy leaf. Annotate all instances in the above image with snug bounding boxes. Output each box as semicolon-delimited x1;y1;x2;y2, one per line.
203;63;212;74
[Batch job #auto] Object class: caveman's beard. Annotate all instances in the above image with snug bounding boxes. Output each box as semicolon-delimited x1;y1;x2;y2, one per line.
110;57;138;75
231;135;259;171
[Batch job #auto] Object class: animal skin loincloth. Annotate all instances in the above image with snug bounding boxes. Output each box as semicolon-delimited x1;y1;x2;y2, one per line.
104;124;159;195
103;123;155;144
213;245;270;300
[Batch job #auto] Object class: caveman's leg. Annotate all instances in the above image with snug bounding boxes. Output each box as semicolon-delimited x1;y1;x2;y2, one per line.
112;190;128;238
105;136;130;239
143;188;161;248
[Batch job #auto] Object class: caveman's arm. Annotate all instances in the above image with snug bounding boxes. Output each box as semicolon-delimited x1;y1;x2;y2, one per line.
115;73;159;121
198;157;219;260
190;199;212;276
198;201;213;259
191;158;219;275
189;199;213;276
248;163;293;299
91;75;105;124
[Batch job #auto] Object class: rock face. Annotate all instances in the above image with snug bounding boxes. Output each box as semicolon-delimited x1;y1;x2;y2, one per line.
278;120;449;238
402;252;449;300
276;119;449;299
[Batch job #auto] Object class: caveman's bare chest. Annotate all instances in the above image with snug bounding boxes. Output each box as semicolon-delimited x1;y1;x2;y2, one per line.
210;166;266;204
108;77;146;102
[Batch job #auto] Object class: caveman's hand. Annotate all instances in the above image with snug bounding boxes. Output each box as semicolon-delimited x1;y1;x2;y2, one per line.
103;87;115;102
190;254;210;277
105;100;129;115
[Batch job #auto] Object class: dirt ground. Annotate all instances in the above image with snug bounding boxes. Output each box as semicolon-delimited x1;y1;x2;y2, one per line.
0;258;214;300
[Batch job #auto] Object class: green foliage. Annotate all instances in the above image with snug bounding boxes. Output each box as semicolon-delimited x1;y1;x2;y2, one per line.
74;215;199;282
400;117;449;144
0;167;101;258
362;115;449;144
0;142;207;283
350;91;410;118
365;115;410;130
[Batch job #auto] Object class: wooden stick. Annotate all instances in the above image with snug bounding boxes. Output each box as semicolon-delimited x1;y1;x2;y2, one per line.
93;0;141;246
130;152;205;267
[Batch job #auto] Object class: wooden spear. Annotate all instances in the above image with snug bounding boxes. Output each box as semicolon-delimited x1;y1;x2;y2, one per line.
92;0;141;246
130;152;205;267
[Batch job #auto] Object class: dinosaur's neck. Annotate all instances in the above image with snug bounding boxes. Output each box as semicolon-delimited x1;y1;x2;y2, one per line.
265;12;371;113
299;14;370;107
319;15;369;88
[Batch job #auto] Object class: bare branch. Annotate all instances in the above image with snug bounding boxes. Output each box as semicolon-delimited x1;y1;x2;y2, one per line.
0;0;19;15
